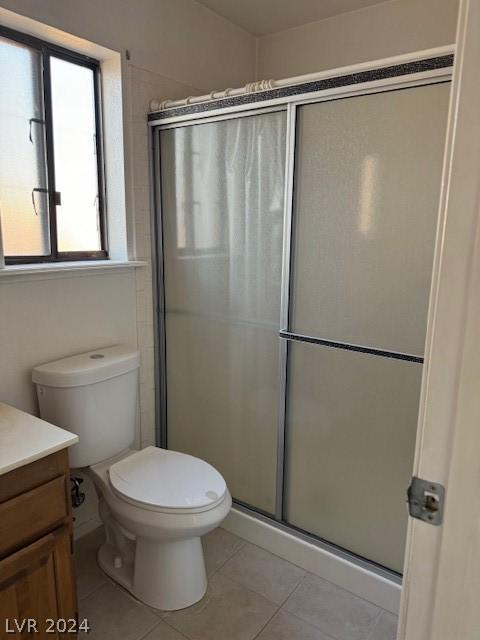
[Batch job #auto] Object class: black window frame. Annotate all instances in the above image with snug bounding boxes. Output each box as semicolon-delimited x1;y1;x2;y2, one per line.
0;24;108;264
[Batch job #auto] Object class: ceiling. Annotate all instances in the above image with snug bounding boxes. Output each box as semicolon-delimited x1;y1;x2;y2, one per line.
196;0;388;36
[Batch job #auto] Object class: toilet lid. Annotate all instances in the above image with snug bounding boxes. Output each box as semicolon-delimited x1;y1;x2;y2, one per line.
108;446;227;510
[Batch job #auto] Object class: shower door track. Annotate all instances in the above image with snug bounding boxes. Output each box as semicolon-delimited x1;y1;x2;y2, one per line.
149;48;454;583
232;499;402;584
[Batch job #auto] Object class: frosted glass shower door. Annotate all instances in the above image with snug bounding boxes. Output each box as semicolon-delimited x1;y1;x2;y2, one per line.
284;83;450;572
160;110;286;514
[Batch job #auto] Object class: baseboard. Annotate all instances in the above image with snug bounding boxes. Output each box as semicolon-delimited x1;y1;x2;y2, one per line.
222;507;401;614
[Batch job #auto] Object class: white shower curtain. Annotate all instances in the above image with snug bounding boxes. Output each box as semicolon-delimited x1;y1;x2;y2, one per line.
160;110;287;513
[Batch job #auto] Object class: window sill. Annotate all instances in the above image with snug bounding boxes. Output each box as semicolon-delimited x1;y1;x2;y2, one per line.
0;260;147;283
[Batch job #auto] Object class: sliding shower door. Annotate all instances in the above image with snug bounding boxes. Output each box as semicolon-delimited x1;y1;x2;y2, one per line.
155;76;450;574
284;83;450;572
159;110;286;514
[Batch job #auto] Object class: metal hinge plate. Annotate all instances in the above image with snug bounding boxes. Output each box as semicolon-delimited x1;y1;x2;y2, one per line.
407;477;445;525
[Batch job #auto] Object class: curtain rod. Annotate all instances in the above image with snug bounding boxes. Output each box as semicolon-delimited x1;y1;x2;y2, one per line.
149;45;455;114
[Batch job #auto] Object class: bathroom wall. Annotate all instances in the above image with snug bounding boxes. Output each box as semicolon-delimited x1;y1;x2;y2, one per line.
127;64;203;450
256;0;459;80
0;0;255;536
0;0;255;91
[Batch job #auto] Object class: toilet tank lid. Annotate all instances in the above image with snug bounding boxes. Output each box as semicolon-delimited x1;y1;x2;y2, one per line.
32;346;140;388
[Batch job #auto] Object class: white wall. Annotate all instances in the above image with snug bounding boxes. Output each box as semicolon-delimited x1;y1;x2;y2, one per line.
127;64;204;450
0;271;138;413
0;0;255;91
256;0;459;80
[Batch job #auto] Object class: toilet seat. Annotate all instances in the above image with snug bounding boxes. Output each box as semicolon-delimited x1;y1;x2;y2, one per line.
108;446;227;514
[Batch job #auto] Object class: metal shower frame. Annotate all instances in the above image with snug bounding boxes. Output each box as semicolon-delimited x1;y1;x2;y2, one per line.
148;46;454;583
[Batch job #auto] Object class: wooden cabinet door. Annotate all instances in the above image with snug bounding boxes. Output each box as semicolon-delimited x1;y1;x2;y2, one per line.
0;527;77;639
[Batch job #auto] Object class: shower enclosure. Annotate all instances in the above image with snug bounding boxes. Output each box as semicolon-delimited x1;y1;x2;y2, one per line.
149;52;452;576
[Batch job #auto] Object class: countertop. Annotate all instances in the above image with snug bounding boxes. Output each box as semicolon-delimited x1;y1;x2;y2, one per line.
0;402;78;476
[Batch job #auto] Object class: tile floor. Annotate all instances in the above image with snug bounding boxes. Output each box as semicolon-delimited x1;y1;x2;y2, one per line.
76;527;398;640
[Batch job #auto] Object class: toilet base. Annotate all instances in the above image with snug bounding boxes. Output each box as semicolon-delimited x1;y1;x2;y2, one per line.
98;542;134;592
97;535;208;611
134;536;207;610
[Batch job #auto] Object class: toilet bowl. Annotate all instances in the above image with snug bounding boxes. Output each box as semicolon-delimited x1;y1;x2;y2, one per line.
32;346;231;610
89;447;231;610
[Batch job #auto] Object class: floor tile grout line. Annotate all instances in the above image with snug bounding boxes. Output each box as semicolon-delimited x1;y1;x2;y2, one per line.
162;617;193;640
97;572;169;620
136;619;162;640
225;535;312;597
214;570;282;607
213;537;309;606
213;565;286;608
279;593;384;640
206;536;247;577
162;572;281;639
241;540;311;571
277;573;352;640
216;559;307;609
280;610;339;640
79;579;161;640
135;617;165;640
279;569;310;608
225;537;314;574
136;616;191;640
77;579;108;604
218;571;283;617
364;608;385;640
277;570;308;608
251;603;282;640
282;567;391;618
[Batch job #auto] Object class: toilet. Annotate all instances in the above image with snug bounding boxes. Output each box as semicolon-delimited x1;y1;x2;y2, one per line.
32;345;231;611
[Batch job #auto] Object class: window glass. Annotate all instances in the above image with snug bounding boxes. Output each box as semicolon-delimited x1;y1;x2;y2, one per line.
50;56;101;252
0;36;50;256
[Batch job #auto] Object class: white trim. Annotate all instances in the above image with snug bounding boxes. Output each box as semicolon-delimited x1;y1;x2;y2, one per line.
149;45;455;115
0;260;146;283
222;507;401;614
150;66;452;128
399;1;480;638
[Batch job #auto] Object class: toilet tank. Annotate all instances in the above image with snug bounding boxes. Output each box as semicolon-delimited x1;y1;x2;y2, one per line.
32;346;140;468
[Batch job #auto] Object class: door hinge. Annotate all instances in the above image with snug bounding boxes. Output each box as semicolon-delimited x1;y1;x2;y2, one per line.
407;477;445;525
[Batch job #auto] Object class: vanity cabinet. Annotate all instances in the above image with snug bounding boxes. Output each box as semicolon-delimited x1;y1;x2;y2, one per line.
0;449;77;639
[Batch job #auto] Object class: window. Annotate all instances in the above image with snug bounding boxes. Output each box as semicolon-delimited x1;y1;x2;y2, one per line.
0;26;107;264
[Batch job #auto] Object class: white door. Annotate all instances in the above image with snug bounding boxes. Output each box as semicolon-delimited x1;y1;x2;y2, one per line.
399;0;480;638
